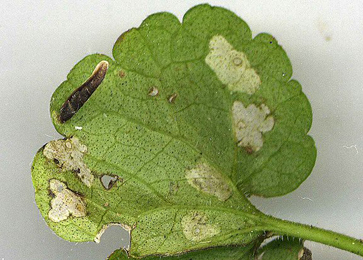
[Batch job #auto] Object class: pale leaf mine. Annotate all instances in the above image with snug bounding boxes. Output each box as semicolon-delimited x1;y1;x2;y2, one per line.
186;162;233;201
48;179;86;222
181;211;220;242
43;137;94;187
205;35;261;94
232;101;274;152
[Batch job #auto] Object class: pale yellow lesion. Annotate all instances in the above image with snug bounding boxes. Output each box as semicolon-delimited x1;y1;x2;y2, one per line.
181;211;220;242
185;161;233;201
232;101;274;152
205;35;261;94
48;179;86;222
43;137;94;187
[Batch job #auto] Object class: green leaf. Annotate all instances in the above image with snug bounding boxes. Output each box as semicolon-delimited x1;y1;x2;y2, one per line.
107;237;312;260
31;3;316;258
108;244;256;260
257;237;312;260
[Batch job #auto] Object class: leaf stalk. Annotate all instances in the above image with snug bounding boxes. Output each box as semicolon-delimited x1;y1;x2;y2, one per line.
260;214;363;257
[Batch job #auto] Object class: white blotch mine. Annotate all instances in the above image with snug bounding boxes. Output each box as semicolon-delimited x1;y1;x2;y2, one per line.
232;101;274;152
205;35;261;94
48;179;86;222
43;137;94;187
181;211;220;242
186;162;232;201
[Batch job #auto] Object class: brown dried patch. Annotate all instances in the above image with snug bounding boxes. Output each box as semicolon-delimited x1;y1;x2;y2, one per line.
59;60;109;123
168;93;177;103
119;71;126;78
299;247;312;260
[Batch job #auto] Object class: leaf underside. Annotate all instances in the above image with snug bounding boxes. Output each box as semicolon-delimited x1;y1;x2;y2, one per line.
108;245;256;260
257;237;311;260
107;237;309;260
31;4;316;259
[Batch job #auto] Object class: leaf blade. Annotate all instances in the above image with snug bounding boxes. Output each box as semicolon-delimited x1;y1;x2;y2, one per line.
31;3;316;258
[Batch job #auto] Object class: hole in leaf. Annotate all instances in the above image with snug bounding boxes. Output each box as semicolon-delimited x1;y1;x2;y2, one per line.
101;174;118;190
94;223;131;251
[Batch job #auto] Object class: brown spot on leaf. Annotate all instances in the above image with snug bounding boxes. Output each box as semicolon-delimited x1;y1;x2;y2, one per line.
119;71;126;78
168;93;177;103
299;247;312;260
245;146;254;154
59;60;109;123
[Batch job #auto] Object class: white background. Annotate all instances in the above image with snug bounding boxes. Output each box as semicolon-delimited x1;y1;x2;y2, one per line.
1;0;363;259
